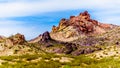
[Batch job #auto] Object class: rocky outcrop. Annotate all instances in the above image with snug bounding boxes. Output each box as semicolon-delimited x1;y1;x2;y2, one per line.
8;33;26;45
29;31;52;44
51;11;116;42
41;31;51;42
39;31;53;47
64;43;77;54
52;11;114;33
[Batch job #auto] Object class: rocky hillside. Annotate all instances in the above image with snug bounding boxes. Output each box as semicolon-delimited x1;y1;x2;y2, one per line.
28;11;119;56
50;11;116;42
30;11;117;43
0;33;44;56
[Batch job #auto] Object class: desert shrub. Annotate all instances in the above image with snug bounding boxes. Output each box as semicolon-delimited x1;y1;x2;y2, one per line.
63;65;71;68
0;56;17;61
0;59;61;68
1;53;120;68
19;54;39;60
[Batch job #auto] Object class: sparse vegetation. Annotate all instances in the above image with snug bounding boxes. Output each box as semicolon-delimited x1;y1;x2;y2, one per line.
0;54;120;68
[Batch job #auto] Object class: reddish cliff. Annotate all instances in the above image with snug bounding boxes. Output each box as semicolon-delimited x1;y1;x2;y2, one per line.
51;11;116;42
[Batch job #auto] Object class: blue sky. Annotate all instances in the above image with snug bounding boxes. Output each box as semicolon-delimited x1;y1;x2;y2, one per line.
0;0;120;40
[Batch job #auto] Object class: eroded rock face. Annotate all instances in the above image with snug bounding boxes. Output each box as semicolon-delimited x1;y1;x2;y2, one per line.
29;31;52;43
41;31;51;42
8;33;26;45
51;11;116;42
36;31;54;47
52;11;113;33
28;11;118;56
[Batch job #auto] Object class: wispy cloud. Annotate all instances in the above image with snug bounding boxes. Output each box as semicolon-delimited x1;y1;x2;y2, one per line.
0;20;40;39
0;0;119;18
0;0;120;39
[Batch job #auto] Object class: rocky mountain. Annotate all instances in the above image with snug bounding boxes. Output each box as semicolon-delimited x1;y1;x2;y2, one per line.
0;33;40;56
0;11;119;55
50;11;116;42
0;33;26;46
28;11;119;56
0;11;118;58
31;11;116;43
8;33;26;45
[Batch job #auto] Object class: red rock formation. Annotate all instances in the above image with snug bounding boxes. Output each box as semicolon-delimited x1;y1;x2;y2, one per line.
52;11;114;34
70;16;75;19
52;25;58;33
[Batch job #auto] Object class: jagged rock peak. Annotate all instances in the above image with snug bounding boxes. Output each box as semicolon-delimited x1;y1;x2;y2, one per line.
52;11;113;33
80;11;89;15
50;11;116;42
29;31;52;43
41;31;51;42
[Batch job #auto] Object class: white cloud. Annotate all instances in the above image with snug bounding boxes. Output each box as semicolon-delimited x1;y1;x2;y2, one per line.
0;0;120;39
0;20;43;40
0;0;119;18
0;0;119;25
